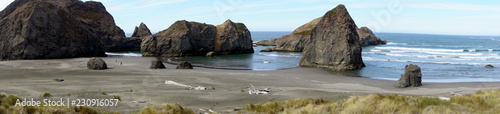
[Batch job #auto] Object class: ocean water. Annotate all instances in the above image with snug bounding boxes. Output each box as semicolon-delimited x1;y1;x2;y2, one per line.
353;33;500;82
107;32;500;82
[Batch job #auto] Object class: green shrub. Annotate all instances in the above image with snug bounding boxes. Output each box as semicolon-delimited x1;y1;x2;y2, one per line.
42;92;51;98
112;95;121;101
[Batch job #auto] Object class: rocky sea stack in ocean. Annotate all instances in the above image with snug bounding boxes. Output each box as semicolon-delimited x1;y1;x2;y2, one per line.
358;27;387;46
299;4;365;71
141;20;253;57
0;0;126;60
255;11;386;52
132;22;152;38
394;64;422;88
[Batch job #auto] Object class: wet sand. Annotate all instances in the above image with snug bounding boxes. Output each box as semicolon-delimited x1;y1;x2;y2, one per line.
0;57;499;113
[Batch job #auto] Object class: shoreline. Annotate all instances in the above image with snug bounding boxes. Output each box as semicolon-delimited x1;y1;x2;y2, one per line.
1;57;499;113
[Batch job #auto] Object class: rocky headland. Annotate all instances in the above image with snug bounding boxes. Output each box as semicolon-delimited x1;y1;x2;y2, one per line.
141;20;253;57
299;4;365;71
0;0;129;60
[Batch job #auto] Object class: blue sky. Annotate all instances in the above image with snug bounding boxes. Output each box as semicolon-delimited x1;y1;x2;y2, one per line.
1;0;500;36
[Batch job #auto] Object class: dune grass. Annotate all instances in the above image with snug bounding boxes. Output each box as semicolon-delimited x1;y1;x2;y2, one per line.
244;89;500;114
139;103;194;114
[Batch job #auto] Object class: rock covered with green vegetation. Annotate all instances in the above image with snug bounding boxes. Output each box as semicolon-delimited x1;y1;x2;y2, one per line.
299;4;365;71
0;0;126;60
141;20;253;57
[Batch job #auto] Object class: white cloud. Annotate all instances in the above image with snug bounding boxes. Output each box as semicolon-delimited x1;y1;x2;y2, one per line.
0;0;14;11
409;3;500;12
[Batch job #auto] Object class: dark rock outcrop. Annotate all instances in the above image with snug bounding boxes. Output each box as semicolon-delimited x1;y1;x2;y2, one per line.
150;59;166;69
141;20;253;57
485;64;494;68
176;61;193;69
299;4;365;71
132;22;152;37
102;37;142;52
394;64;422;88
272;18;320;52
260;48;273;52
358;27;387;47
254;39;277;46
0;0;126;60
87;57;107;70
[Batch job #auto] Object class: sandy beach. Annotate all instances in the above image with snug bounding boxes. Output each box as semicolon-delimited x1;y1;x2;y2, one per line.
1;57;499;113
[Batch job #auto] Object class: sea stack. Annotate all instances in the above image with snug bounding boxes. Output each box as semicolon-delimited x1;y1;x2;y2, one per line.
394;64;422;88
141;20;253;57
132;22;152;37
358;27;387;46
255;14;386;52
299;4;365;71
0;0;125;60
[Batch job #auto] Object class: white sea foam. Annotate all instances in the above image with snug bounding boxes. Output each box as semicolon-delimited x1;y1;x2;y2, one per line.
105;52;142;57
362;56;500;65
375;46;463;52
386;42;407;45
258;53;301;58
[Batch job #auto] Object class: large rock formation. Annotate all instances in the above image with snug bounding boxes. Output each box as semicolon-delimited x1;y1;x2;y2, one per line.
132;22;152;37
141;20;253;57
299;4;365;71
358;27;387;47
394;64;422;88
0;0;126;60
273;18;320;52
87;57;107;70
254;17;386;52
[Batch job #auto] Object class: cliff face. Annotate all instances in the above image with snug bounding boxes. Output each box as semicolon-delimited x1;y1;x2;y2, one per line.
0;0;126;60
141;20;253;57
299;4;365;71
